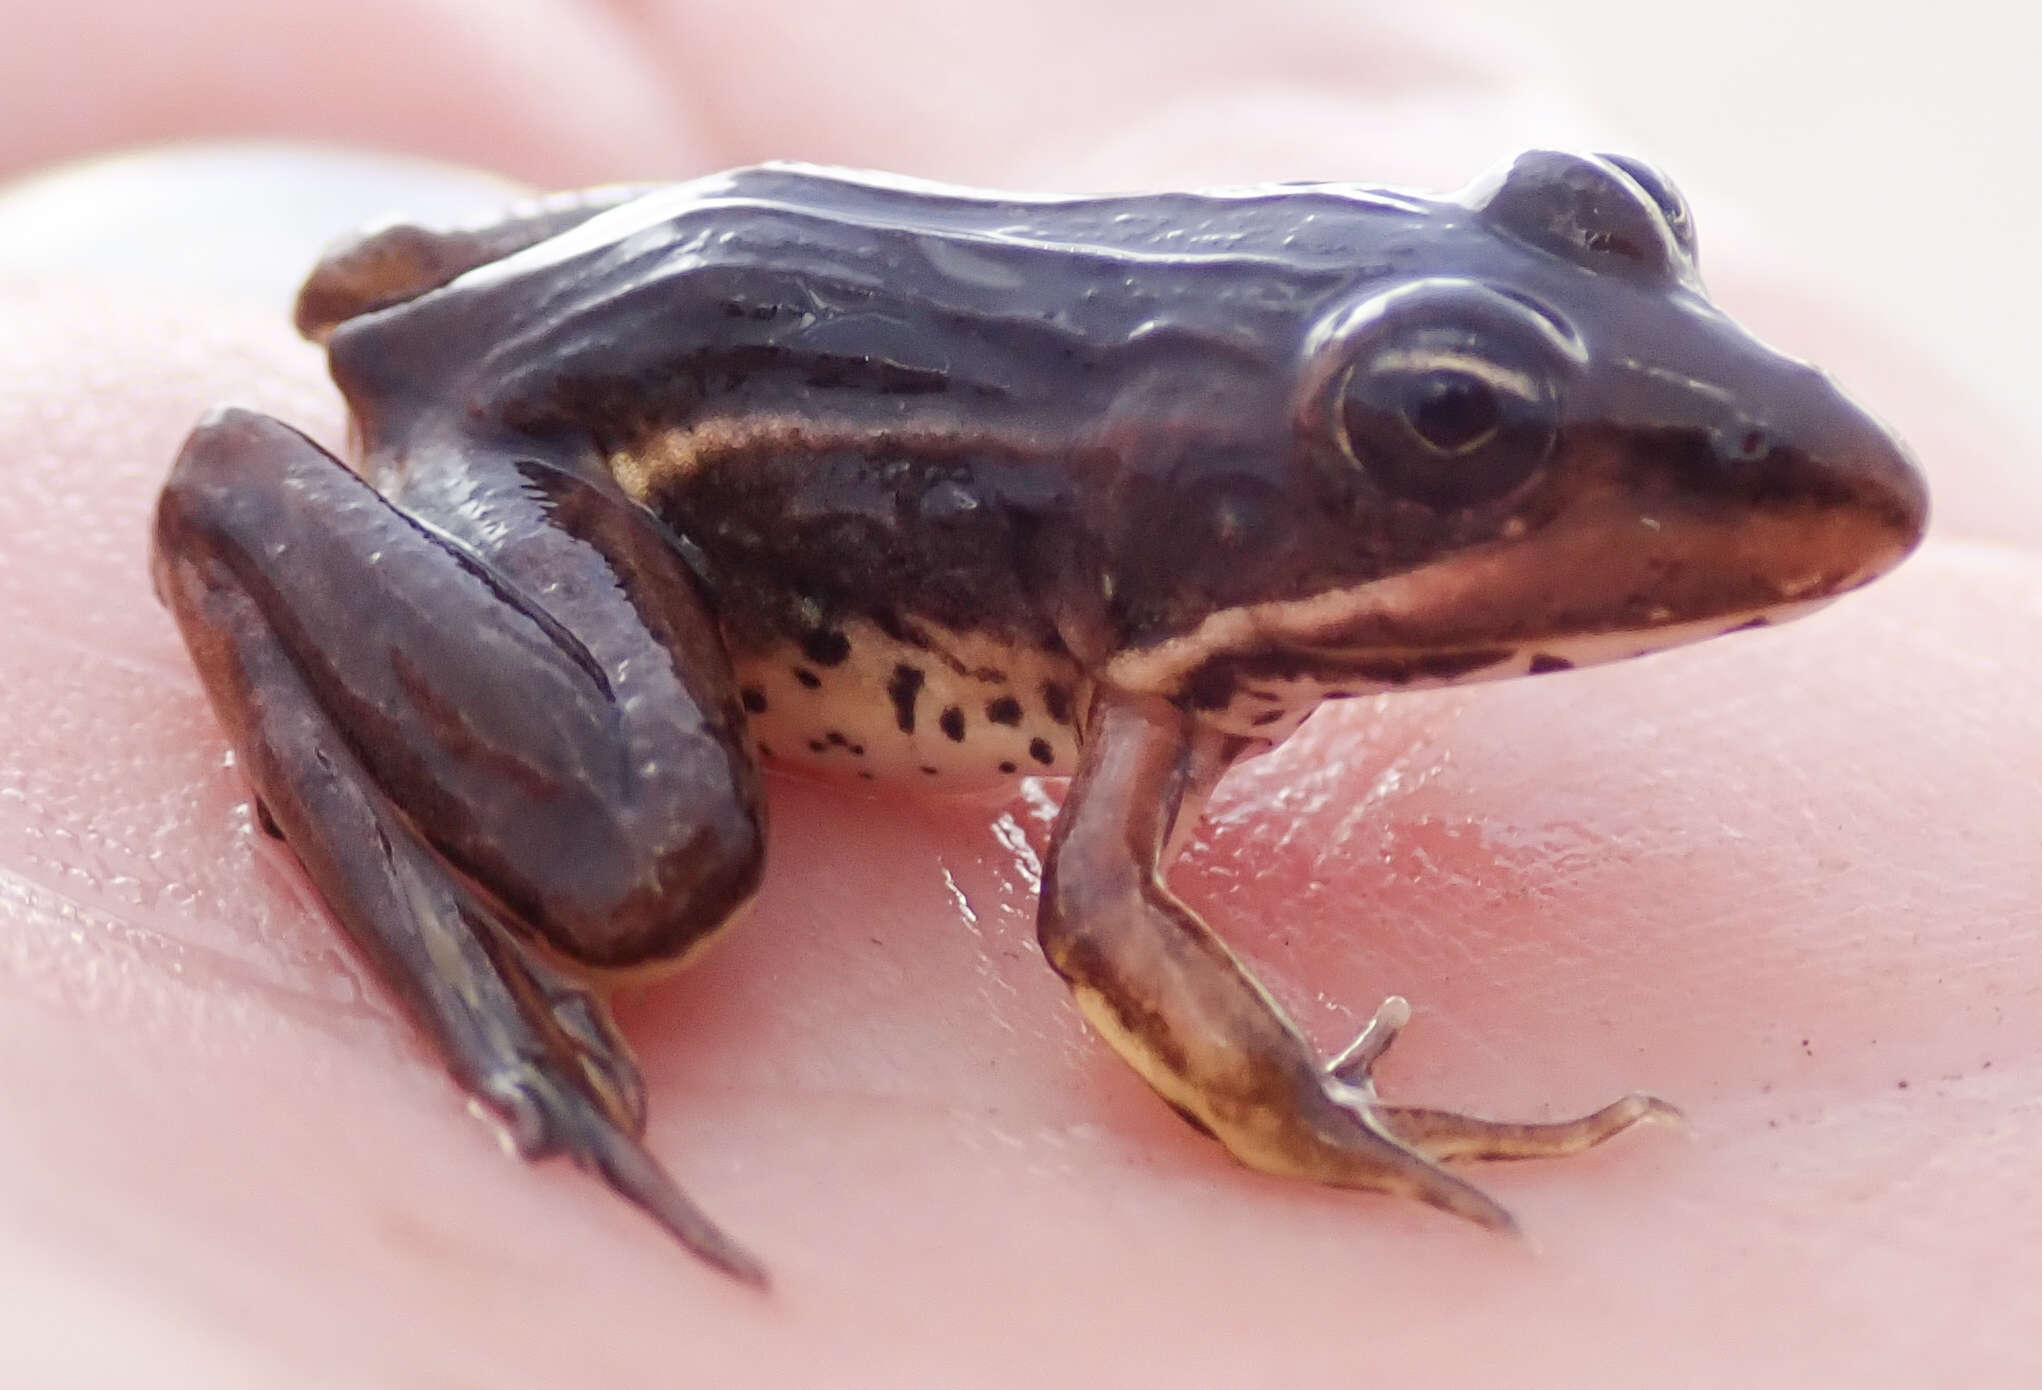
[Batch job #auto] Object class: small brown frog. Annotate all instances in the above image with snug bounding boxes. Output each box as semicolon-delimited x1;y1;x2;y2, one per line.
154;152;1926;1283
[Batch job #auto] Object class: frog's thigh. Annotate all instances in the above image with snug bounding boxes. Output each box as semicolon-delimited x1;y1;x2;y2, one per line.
171;412;763;970
152;408;767;1279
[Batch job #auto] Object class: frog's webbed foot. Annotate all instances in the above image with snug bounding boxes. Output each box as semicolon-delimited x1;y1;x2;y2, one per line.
1042;689;1676;1236
484;1049;763;1285
451;880;763;1283
515;954;648;1136
155;409;767;1283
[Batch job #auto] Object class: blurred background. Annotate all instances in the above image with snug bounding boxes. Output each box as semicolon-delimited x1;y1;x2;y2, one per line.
1;0;2030;466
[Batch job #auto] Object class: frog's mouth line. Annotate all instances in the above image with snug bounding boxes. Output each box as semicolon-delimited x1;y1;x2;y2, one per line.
1106;486;1914;699
1143;594;1842;741
1410;594;1838;682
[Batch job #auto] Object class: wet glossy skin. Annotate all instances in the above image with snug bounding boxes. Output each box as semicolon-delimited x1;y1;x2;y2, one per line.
152;152;1927;1283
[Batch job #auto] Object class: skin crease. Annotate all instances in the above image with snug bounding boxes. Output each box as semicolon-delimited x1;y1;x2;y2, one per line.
2;2;2041;1385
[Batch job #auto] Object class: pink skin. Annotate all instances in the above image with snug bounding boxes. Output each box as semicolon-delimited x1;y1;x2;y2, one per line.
3;2;2040;1383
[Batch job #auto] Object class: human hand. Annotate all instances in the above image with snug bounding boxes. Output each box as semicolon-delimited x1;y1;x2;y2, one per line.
1;2;2036;1384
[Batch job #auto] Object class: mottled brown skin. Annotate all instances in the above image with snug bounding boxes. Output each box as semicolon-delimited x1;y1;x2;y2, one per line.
152;152;1927;1282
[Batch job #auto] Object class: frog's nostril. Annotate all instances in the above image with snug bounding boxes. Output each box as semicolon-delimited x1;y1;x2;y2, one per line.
1712;426;1770;464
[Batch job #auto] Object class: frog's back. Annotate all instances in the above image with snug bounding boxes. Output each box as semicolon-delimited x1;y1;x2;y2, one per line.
328;164;1434;447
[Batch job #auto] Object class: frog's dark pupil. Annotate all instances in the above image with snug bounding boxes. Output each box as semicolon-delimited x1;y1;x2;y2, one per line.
1405;373;1500;454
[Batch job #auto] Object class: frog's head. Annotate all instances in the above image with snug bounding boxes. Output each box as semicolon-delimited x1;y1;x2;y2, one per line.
1109;152;1927;728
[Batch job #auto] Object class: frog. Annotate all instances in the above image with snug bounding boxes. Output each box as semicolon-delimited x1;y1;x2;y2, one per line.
152;151;1928;1286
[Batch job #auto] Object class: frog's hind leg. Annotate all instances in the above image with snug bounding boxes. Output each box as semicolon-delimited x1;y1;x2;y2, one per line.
153;408;767;1283
1041;688;1675;1236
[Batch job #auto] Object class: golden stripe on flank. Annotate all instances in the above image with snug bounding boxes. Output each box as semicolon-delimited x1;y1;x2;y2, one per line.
606;415;1074;501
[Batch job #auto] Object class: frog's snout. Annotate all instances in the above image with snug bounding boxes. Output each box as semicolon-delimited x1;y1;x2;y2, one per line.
1731;364;1929;590
1832;415;1928;581
1590;335;1930;603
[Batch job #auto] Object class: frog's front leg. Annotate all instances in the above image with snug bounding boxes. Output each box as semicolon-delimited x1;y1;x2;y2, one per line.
1041;689;1676;1232
153;409;767;1282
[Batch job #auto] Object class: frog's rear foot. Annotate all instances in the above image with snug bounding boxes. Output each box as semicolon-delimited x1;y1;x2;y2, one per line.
1329;995;1682;1166
513;946;649;1136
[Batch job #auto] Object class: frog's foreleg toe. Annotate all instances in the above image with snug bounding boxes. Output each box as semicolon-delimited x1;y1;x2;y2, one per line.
1328;994;1412;1090
1368;1093;1682;1164
1326;993;1679;1163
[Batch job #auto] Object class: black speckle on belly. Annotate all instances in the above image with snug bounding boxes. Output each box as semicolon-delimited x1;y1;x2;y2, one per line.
939;706;966;741
1528;653;1573;674
1183;664;1237;712
802;628;851;667
793;667;822;689
1042;681;1074;725
807;738;827;753
986;696;1022;726
872;607;927;647
1028;737;1055;766
740;686;768;714
887;664;925;733
998;760;1017;774
825;730;848;747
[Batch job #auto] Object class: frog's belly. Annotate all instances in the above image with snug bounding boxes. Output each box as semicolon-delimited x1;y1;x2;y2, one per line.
728;618;1088;787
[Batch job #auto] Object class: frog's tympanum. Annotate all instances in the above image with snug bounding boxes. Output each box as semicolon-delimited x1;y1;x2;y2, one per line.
154;153;1927;1284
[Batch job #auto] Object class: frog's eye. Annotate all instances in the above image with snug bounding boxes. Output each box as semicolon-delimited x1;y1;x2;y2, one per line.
1304;278;1575;511
1398;370;1503;454
1600;154;1698;264
1337;338;1555;508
